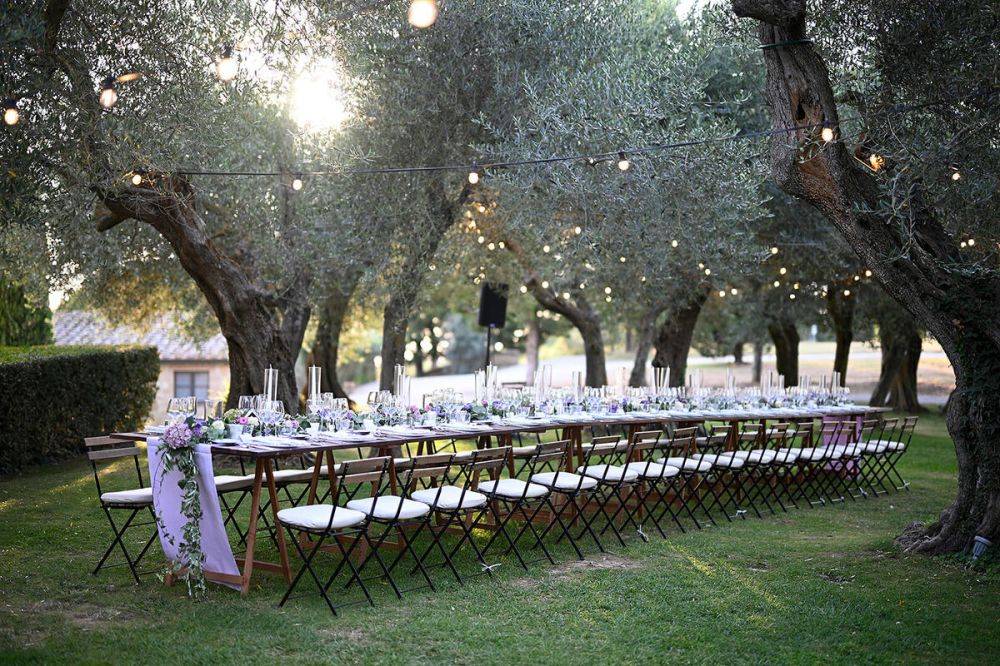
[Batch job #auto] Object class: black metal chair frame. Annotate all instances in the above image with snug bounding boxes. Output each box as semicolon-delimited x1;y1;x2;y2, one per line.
86;437;159;585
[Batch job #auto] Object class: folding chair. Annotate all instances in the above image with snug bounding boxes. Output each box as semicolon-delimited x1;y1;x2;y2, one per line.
277;456;394;615
734;423;791;515
866;416;916;493
528;440;604;556
341;458;439;599
479;442;564;568
690;424;760;520
623;430;687;537
654;426;719;526
574;436;642;547
403;447;511;585
85;436;159;584
689;425;733;523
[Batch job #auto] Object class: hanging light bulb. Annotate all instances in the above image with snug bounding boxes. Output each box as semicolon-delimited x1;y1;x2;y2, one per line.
864;269;873;277
773;280;780;287
968;238;976;247
671;239;678;248
519;285;528;294
704;268;711;276
574;226;582;235
843;289;851;297
408;0;438;28
868;153;885;172
98;76;118;109
730;288;738;295
216;44;239;81
291;174;303;191
130;168;145;186
468;170;480;185
779;267;787;275
617;151;630;171
951;170;961;181
2;98;19;126
718;290;726;298
770;247;779;255
820;125;835;142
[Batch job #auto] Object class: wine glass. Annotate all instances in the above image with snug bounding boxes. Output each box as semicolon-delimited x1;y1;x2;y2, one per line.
238;395;254;413
166;398;184;424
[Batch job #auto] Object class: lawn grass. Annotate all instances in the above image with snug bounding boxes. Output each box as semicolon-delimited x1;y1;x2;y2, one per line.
1;414;997;665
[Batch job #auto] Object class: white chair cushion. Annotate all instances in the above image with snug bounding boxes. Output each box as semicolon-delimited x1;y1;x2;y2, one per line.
346;496;430;521
214;474;255;493
277;504;366;531
576;464;639;483
411;485;487;510
531;471;598;491
861;441;890;454
479;478;548;499
770;448;800;464
711;453;746;469
741;449;777;465
624;461;682;479
793;447;830;462
101;487;153;505
866;439;905;452
270;467;315;484
829;444;865;458
512;445;538;457
656;457;712;473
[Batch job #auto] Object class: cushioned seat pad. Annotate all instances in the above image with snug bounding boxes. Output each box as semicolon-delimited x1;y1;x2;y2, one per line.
411;485;487;510
576;464;639;483
346;496;430;521
479;478;548;499
531;471;598;491
101;487;153;505
277;504;366;531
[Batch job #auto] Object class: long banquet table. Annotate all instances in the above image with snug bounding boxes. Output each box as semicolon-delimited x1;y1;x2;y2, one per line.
111;404;885;594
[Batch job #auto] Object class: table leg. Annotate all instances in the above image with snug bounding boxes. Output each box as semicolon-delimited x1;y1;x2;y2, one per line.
263;459;292;584
240;461;265;595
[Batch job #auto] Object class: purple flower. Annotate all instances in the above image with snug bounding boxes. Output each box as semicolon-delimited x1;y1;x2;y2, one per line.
237;416;249;425
164;423;194;449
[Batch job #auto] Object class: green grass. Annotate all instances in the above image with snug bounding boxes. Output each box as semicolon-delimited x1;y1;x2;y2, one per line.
1;415;998;665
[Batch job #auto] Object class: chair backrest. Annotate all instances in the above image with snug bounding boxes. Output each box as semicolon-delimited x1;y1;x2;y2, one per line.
665;426;698;456
464;446;511;479
738;422;764;446
788;421;813;448
816;420;843;447
579;436;629;481
896;416;918;447
701;425;731;452
527;440;571;469
84;436;145;500
763;423;790;449
333;456;392;504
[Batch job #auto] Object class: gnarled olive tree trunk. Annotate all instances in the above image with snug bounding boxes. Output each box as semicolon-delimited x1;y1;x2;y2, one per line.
870;303;923;413
378;180;468;390
98;179;310;412
827;285;855;384
505;238;608;387
651;290;708;387
733;0;1000;553
628;303;667;387
767;317;799;386
309;270;361;406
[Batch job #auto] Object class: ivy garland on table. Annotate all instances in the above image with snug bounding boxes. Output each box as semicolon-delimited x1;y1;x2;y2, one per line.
158;416;226;597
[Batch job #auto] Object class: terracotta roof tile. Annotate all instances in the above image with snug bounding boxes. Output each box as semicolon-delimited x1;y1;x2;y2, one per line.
53;310;228;361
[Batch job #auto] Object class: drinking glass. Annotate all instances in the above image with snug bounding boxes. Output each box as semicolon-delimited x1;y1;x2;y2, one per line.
238;395;254;413
204;399;222;420
166;398;184;424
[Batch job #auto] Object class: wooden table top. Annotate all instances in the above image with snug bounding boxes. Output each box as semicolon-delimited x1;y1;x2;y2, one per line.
111;404;885;460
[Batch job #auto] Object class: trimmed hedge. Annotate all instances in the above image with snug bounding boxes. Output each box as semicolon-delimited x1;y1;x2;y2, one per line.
0;345;159;474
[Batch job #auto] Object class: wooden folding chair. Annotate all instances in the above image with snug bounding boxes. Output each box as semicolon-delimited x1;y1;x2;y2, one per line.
85;436;159;584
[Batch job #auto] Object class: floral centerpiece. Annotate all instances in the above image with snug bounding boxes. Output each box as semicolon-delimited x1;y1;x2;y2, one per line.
157;416;225;597
222;408;258;437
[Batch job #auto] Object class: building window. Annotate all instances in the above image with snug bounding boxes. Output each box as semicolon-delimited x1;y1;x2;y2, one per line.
174;371;210;401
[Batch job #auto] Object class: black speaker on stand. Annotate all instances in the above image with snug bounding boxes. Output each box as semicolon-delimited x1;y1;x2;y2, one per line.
478;283;508;367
